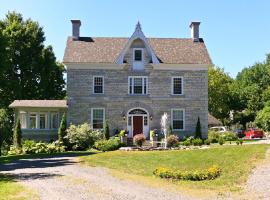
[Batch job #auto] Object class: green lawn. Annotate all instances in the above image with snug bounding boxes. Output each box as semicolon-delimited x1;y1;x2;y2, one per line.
81;145;269;193
0;174;37;200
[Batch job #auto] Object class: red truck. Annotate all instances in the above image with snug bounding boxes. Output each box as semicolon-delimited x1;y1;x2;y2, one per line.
245;128;264;139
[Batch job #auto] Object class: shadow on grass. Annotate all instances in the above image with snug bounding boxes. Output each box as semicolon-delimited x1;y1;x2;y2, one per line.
0;152;96;171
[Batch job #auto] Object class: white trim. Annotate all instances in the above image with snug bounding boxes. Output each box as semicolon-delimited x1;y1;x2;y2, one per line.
91;108;105;130
128;76;148;95
93;76;104;94
171;109;185;131
171;76;184;95
65;63;211;70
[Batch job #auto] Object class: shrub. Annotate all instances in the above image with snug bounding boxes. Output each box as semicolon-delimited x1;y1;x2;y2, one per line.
182;136;194;146
223;131;238;141
167;135;179;148
218;137;225;145
104;121;110;140
65;123;103;150
236;138;243;145
58;113;67;142
192;138;203;146
208;131;220;143
153;165;221;181
22;140;37;154
204;138;211;145
94;137;122;151
133;134;146;147
195;117;202;138
13;117;22;150
150;129;158;138
8;145;22;155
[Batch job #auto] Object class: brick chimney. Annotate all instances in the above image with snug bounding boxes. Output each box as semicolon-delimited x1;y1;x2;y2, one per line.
71;20;81;40
190;22;200;42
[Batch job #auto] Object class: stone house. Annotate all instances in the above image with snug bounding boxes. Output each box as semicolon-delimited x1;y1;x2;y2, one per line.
9;20;212;140
64;20;211;139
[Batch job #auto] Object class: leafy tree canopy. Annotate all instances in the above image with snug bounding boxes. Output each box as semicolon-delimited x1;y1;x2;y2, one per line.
208;66;235;123
0;12;65;108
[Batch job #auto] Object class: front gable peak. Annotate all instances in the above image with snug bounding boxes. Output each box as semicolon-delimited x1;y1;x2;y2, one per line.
116;22;160;65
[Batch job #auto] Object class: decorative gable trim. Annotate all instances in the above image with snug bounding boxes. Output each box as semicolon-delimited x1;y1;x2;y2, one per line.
116;22;160;64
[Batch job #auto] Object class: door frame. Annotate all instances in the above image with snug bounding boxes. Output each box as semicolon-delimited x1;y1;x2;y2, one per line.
127;107;149;138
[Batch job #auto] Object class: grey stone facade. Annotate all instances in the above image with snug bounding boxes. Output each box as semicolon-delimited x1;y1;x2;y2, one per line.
67;67;208;139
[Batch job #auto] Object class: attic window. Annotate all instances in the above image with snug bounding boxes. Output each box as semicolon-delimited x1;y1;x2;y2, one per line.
134;48;143;61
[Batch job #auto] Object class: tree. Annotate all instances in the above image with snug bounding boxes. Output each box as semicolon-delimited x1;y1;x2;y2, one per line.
208;66;235;124
255;103;270;132
104;121;110;140
58;113;67;142
0;109;12;156
235;55;270;113
0;12;65;108
195;117;202;139
13;116;22;150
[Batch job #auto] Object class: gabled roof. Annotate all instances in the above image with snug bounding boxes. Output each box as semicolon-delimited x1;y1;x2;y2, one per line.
116;22;159;64
208;113;222;126
9;100;68;108
63;25;212;65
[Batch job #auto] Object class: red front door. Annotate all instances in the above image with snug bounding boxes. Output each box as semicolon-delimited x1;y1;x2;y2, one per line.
133;116;143;136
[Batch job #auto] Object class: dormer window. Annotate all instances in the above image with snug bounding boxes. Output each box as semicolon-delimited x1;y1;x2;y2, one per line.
133;48;144;70
134;49;142;61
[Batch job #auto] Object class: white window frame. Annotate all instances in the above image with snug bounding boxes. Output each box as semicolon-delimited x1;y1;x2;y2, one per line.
133;48;144;62
171;76;184;95
91;108;105;130
128;76;148;95
93;76;104;94
39;112;48;129
29;112;38;129
50;112;59;130
19;111;27;129
171;109;185;131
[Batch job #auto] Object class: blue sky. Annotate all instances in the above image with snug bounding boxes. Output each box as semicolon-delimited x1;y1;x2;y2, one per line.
1;0;270;77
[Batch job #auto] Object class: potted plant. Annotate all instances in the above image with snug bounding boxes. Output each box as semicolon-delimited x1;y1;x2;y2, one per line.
150;129;158;147
133;134;146;147
119;130;128;145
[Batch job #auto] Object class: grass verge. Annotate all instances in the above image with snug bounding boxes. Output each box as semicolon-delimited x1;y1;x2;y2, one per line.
0;174;37;200
80;144;269;193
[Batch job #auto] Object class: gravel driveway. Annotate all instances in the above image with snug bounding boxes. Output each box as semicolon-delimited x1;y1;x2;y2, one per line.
0;154;192;200
247;148;270;200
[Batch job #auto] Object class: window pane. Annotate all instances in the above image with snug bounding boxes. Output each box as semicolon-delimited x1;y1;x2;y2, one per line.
173;110;183;120
40;114;46;129
144;116;148;126
134;50;142;61
93;109;104;129
128;116;132;126
143;78;147;94
29;114;37;129
129;78;132;94
20;113;27;129
173;77;182;94
134;78;143;94
173;120;183;130
94;77;103;93
51;112;58;129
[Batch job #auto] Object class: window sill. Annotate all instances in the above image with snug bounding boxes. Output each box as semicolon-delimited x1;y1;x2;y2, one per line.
128;94;150;97
170;94;185;97
22;128;58;131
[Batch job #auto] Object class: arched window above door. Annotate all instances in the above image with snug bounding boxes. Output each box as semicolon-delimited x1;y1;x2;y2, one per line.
128;108;147;115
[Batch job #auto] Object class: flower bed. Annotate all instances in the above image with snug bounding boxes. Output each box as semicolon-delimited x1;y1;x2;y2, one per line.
153;165;221;181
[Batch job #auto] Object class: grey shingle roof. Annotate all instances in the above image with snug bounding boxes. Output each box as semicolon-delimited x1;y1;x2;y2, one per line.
9;100;67;108
63;37;212;65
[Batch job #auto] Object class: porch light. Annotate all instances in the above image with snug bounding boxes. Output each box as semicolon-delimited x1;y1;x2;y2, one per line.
150;115;153;120
122;115;126;121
